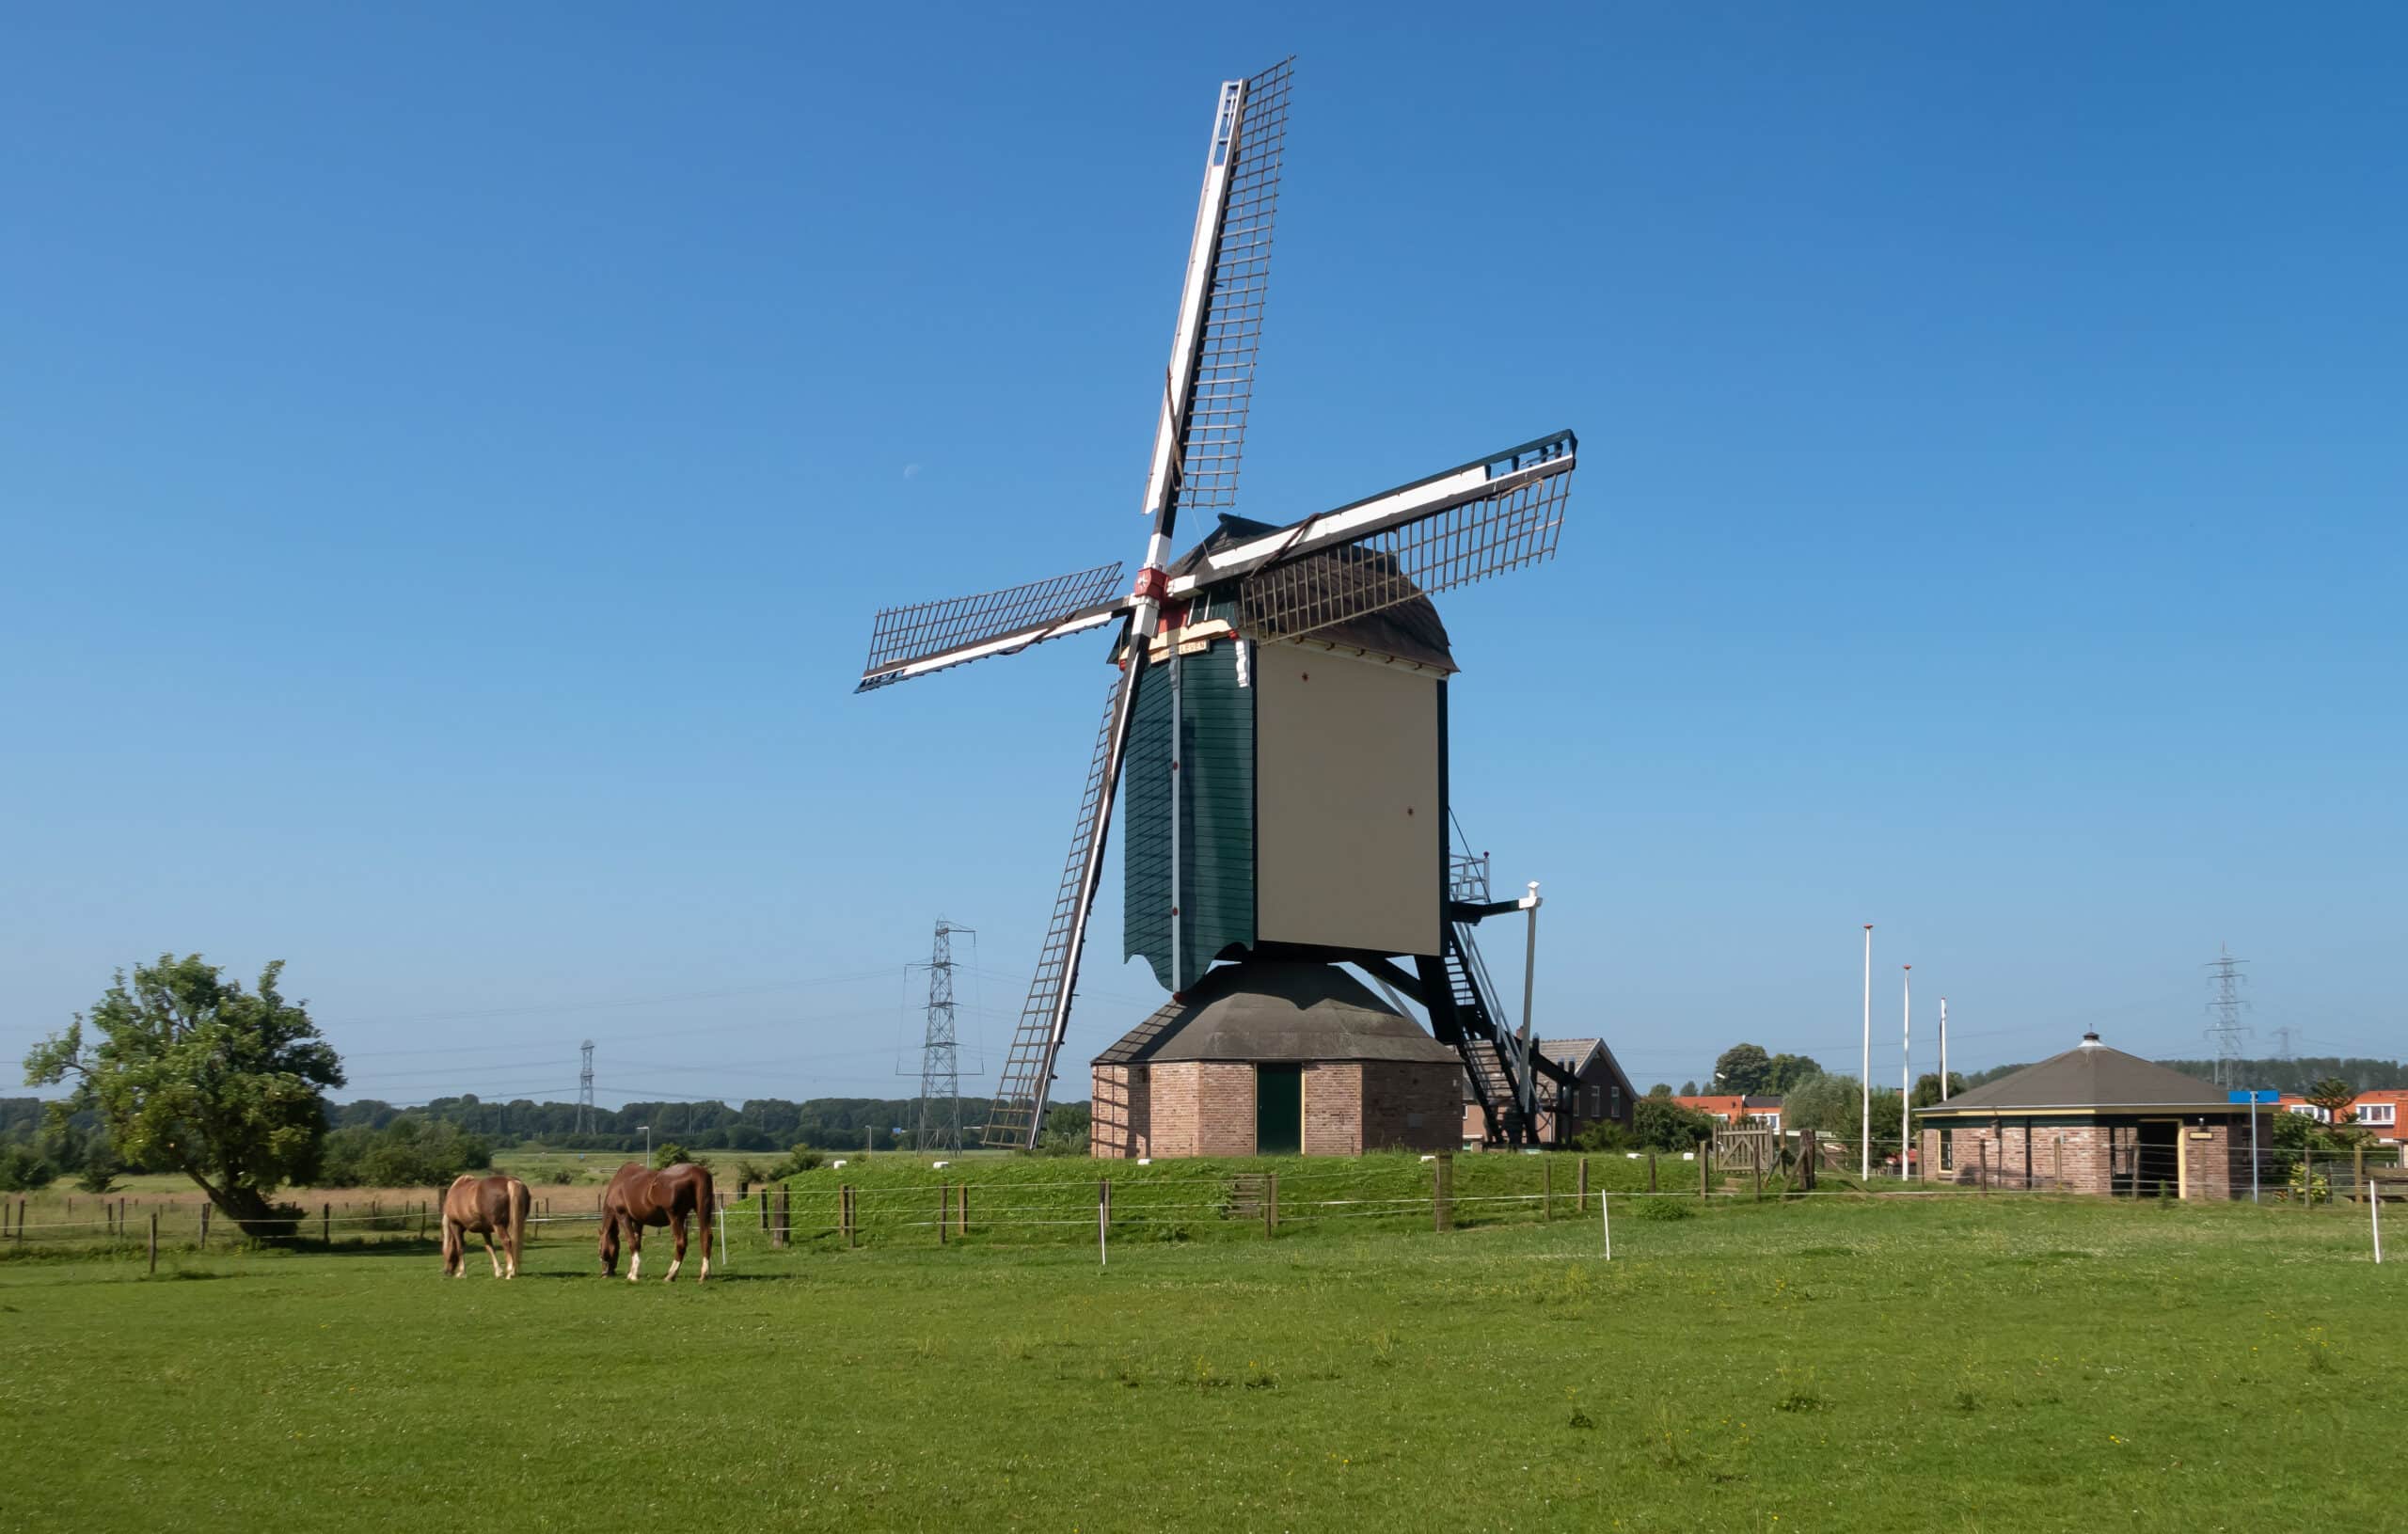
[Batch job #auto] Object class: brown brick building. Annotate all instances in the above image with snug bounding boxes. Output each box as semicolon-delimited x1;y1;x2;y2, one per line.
1091;961;1462;1158
1917;1031;2270;1199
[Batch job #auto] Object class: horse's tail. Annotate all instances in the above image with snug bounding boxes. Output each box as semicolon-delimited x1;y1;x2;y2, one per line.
693;1163;716;1265
506;1177;532;1272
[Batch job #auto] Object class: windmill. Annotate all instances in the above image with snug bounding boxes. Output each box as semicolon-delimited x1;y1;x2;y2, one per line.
856;59;1584;1149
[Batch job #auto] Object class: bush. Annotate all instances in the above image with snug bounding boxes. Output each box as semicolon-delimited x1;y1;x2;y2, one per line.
652;1143;692;1170
73;1147;120;1194
768;1147;825;1178
1627;1195;1695;1222
0;1144;55;1192
320;1117;493;1189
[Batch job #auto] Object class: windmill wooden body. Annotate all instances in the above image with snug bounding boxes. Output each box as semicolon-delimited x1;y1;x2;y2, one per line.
856;60;1584;1148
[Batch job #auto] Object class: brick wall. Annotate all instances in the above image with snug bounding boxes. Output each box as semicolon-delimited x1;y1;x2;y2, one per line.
1360;1062;1460;1153
1093;1057;1455;1157
1304;1063;1363;1155
1089;1065;1150;1160
1938;1115;2261;1199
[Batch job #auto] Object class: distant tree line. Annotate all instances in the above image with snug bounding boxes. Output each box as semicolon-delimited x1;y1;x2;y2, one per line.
324;1093;1063;1152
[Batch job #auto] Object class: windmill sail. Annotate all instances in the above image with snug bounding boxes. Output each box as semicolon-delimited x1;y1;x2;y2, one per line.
1172;431;1577;643
980;670;1131;1148
1165;56;1291;521
858;562;1129;691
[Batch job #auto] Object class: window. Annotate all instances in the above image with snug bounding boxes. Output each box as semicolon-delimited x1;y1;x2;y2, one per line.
2288;1104;2331;1123
1609;1084;1622;1117
2358;1103;2396;1127
1588;1085;1601;1118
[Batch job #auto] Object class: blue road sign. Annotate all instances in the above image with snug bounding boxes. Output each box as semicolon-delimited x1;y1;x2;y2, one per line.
2228;1089;2280;1103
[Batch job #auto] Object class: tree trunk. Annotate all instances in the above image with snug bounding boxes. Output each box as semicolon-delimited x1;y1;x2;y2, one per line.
191;1175;293;1240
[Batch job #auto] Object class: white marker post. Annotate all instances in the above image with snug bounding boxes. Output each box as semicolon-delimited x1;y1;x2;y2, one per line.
2373;1178;2384;1266
1600;1189;1612;1261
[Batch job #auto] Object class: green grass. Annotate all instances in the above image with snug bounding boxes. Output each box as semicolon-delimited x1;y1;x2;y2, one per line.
2;1187;2399;1532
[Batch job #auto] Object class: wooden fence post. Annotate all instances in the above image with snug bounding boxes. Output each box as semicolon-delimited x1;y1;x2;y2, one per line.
1542;1158;1553;1222
199;1204;210;1247
1434;1153;1453;1232
939;1182;949;1246
322;1202;331;1245
1700;1143;1711;1200
1753;1157;1764;1200
148;1211;158;1274
1647;1153;1657;1194
1577;1156;1590;1213
2356;1145;2368;1200
419;1202;428;1241
761;1187;771;1233
958;1182;970;1237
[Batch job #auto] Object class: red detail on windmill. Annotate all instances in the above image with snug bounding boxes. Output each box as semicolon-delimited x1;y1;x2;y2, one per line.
1132;567;1170;603
1155;600;1189;635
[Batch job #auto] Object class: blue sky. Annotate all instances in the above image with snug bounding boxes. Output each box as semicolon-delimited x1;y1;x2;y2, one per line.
5;4;2401;1107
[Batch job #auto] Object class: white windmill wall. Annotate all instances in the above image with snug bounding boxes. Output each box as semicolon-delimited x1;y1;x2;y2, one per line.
1253;648;1442;957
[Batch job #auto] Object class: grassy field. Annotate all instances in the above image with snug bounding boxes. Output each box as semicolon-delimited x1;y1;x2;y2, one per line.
2;1183;2399;1533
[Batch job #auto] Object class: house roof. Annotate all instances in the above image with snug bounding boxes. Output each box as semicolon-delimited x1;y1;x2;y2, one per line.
1924;1034;2235;1114
1093;959;1460;1067
1457;1036;1636;1101
1174;514;1457;673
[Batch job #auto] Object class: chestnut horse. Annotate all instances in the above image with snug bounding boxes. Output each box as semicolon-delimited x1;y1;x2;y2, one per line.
599;1161;714;1283
441;1173;531;1279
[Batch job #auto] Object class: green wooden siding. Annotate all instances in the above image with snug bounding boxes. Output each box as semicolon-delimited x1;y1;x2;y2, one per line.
1122;640;1256;991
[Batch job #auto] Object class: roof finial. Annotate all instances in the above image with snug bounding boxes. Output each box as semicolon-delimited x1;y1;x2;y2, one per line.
2079;1029;2102;1049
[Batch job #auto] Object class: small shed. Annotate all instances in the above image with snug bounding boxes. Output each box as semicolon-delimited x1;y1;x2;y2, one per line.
1917;1031;2268;1199
1090;960;1462;1158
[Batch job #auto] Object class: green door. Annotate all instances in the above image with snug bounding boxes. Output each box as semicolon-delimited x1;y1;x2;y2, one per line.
1256;1064;1302;1155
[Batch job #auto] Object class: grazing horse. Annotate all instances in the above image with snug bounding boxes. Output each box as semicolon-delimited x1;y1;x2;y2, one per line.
441;1173;532;1279
599;1161;714;1283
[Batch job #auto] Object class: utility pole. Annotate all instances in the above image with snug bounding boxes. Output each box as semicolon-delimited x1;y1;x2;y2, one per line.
578;1039;595;1136
914;919;972;1153
1861;925;1873;1181
1939;999;1949;1101
2204;944;2251;1089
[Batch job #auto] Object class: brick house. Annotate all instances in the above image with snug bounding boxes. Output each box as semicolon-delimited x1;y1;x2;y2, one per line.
1672;1094;1783;1131
1091;960;1461;1158
1458;1037;1638;1147
1916;1031;2267;1199
2348;1090;2406;1145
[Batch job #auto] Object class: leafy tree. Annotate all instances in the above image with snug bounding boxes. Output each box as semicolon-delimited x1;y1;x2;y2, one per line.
0;1144;55;1192
1711;1044;1773;1096
1679;1081;1699;1097
1034;1101;1093;1157
1764;1053;1824;1094
652;1142;693;1169
1782;1072;1909;1162
2305;1078;2357;1125
24;956;342;1237
319;1117;491;1188
1645;1083;1672;1099
1629;1097;1717;1152
71;1131;120;1194
1909;1071;1967;1109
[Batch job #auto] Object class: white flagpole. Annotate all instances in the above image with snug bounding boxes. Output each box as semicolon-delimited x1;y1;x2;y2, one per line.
1901;966;1912;1182
1861;925;1873;1180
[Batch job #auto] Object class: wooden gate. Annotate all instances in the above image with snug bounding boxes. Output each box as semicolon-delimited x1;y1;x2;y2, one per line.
1714;1127;1780;1173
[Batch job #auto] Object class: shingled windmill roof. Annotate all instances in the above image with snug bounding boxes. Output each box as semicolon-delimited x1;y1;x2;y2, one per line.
1925;1033;2235;1114
1174;514;1457;672
1092;959;1461;1067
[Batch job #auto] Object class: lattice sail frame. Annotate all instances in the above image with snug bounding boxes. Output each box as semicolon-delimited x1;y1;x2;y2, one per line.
1236;465;1570;643
858;562;1126;690
1167;57;1291;522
